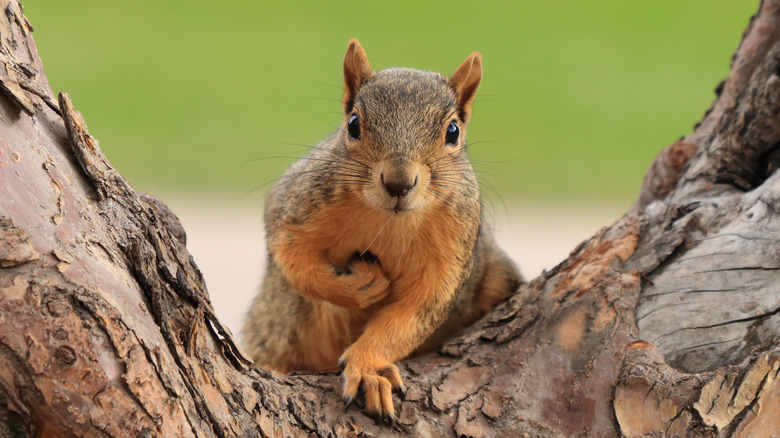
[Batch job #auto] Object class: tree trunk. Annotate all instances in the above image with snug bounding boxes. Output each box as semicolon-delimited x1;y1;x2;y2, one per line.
2;0;780;436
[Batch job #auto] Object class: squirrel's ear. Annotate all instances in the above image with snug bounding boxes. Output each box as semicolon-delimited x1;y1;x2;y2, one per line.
343;39;372;114
448;52;482;122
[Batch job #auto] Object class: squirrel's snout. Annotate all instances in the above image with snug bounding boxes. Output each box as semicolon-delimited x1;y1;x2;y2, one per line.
381;173;417;198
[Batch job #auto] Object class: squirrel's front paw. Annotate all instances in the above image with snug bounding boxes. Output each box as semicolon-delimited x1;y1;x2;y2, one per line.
339;348;405;419
334;254;390;308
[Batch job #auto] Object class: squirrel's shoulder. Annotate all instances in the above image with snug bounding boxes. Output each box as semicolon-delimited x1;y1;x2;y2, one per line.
264;132;343;227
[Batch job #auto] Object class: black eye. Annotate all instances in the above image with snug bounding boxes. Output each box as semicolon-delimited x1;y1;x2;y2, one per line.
445;120;459;145
347;113;360;140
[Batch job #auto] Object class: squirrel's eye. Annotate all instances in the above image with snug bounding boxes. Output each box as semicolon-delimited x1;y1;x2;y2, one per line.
445;120;459;145
347;114;361;140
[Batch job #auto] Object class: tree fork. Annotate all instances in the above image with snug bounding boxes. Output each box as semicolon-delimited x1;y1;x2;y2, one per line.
1;0;780;436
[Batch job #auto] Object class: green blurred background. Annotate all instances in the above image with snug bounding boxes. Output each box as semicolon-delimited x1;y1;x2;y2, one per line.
24;1;756;203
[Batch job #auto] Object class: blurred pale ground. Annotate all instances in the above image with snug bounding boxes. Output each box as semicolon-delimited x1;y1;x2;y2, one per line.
21;1;756;334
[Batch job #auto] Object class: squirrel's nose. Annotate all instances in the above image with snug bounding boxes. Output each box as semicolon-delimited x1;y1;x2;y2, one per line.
381;174;417;198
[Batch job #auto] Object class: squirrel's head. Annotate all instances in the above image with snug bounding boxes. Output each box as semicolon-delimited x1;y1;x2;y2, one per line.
339;39;482;215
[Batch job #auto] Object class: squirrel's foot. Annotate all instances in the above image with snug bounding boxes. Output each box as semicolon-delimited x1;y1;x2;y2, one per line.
339;349;405;419
333;255;391;309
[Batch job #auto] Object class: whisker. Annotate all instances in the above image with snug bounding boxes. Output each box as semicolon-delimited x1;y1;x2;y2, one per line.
288;156;371;169
361;215;393;257
427;153;465;167
431;187;479;198
427;183;477;201
425;187;449;202
430;178;479;190
393;232;406;273
302;108;341;130
478;179;509;221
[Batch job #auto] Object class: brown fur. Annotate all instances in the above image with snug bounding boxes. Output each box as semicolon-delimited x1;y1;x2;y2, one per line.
242;39;521;417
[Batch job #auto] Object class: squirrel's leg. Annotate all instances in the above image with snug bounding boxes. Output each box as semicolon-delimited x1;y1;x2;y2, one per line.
272;238;391;309
338;276;458;418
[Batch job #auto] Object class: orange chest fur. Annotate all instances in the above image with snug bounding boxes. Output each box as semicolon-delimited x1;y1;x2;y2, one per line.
284;197;464;285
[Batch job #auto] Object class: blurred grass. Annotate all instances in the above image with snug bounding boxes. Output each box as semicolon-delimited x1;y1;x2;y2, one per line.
23;0;756;202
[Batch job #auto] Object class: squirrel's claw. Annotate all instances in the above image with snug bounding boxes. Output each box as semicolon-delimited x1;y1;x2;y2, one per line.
379;363;406;397
369;412;396;427
354;250;380;265
341;354;400;421
394;384;407;400
342;368;361;405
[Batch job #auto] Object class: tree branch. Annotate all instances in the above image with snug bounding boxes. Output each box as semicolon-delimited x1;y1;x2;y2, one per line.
2;0;780;436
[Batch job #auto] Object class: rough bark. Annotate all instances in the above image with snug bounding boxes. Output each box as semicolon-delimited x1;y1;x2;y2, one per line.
1;0;780;436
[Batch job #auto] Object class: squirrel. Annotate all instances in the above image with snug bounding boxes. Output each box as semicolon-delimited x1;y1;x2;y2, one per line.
242;39;521;419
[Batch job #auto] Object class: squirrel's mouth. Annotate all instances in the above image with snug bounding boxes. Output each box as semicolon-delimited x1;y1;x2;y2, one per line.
386;198;415;215
392;204;410;215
